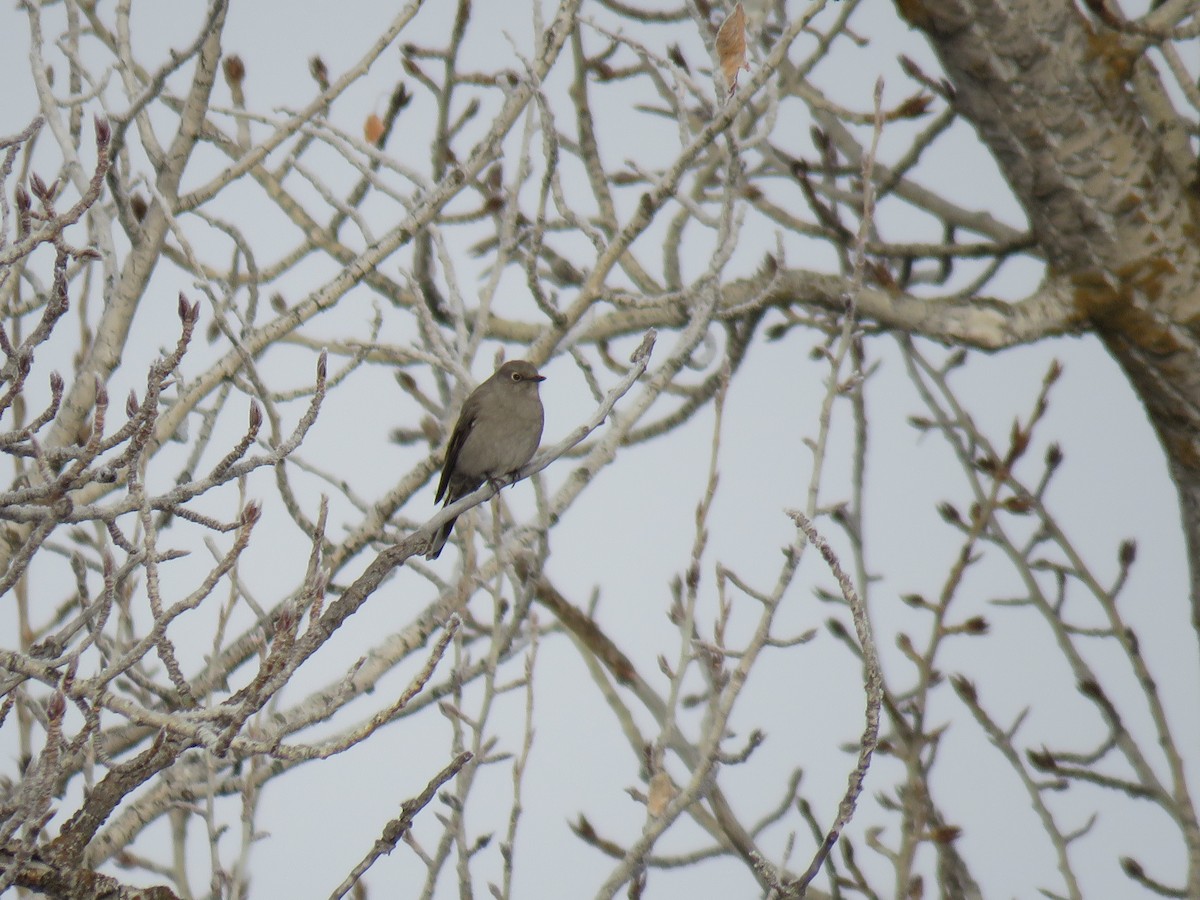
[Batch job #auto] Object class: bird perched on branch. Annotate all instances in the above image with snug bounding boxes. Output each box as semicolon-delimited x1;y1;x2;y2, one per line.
425;360;545;560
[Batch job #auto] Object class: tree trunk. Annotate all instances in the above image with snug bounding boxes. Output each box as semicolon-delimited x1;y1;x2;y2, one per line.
899;0;1200;633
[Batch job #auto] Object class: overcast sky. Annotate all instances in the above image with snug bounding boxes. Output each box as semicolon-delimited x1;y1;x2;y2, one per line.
0;1;1196;897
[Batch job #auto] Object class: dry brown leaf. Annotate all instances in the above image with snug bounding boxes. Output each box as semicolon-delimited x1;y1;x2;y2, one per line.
866;259;897;291
889;92;933;121
647;772;674;817
222;55;245;87
929;824;963;844
364;113;385;145
715;3;748;97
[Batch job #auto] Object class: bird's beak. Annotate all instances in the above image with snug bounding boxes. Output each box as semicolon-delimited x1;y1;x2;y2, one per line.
533;374;546;382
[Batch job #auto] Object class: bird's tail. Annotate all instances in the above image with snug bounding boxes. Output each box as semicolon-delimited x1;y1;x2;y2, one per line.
424;515;457;560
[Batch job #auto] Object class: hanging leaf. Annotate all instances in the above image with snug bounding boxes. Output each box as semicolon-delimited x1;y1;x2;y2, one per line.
364;113;385;145
222;55;245;87
647;772;673;817
889;92;934;120
715;3;749;97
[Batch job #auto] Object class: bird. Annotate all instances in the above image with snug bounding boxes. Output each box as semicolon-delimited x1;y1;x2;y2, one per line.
425;359;546;560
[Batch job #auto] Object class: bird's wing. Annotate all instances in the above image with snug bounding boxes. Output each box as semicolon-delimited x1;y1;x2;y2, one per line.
434;407;477;504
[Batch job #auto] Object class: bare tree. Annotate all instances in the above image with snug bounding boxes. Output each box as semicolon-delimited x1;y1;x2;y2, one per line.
0;0;1196;897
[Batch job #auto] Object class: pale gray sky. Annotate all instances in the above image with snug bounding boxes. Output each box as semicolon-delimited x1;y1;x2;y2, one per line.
0;1;1194;897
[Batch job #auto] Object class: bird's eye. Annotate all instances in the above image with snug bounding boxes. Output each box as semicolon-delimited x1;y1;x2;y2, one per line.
511;372;521;381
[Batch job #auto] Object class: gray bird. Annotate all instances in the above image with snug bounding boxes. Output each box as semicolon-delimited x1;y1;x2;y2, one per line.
425;359;546;560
